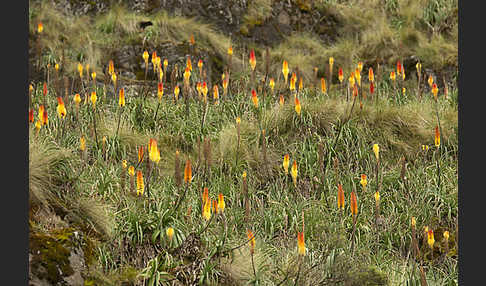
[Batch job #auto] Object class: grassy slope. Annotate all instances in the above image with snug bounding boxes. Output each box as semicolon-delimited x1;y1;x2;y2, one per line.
29;1;458;285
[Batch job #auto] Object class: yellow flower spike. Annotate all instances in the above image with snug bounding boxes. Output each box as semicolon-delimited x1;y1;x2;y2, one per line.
432;83;438;100
122;160;127;169
227;45;233;56
174;85;180;101
428;75;434;88
329;57;334;72
434;126;440;148
251;89;258;108
73;93;81;106
283;154;290;175
357;61;363;72
155;56;161;70
390;71;396;82
148;139;161;164
374;191;380;204
203;198;211;221
218;193;225;213
247;229;256;255
119;88;125;107
368;67;374;82
143;50;149;64
236;117;241;125
56;97;67;120
111;72;117;84
128;166;135;177
402;87;406;95
37;21;43;33
196;82;202;97
291;160;298;187
136;170;144;196
401;63;405;80
279;94;285;106
158;64;164;82
350;191;358;216
249;49;256;71
416;62;422;75
201;82;208;102
184;159;192;184
91;72;96;81
349;72;355;87
355;68;361;87
157;82;164;101
90;91;97;108
427;229;435;249
269;78;275;92
422;144;429;151
35;120;42;131
38;105;45;122
242;171;247;179
282;60;289;84
163;58;168;70
80;136;86;151
213;85;219;105
320;78;326;94
78;63;83;79
411;217;416;228
337;184;345;210
297;231;305;256
443;231;449;241
294;97;301;115
166;227;174;242
183;67;191;84
198;59;203;72
373;144;379;161
360;174;367;190
55;63;59;72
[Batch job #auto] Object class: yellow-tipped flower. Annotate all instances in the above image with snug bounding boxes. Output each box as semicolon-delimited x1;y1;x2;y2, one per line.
355;68;361;87
251;89;258;108
80;136;86;151
203;198;211;221
428;75;434;88
279;94;285;106
122;160;127;169
118;88;125;107
37;21;43;33
78;63;84;79
283;154;290;175
297;231;305;256
434;126;440;148
174;85;180;101
157;82;163;101
349;72;355;88
148;139;161;164
298;77;303;91
291;160;298;187
411;217;416;228
128;166;135;177
373;144;379;161
329;57;334;72
213;85;219;104
282;60;289;84
236;117;241;125
163;58;168;69
338;68;343;83
90;91;97;108
249;49;256;71
368;67;374;82
432;83;438;100
337;184;345;210
183;67;191;84
390;71;396;82
111;72;117;84
269;78;275;93
357;61;363;72
227;45;233;56
143;50;149;64
166;227;174;241
56;97;67;120
247;229;256;255
321;78;327;94
350;191;358;216
294;97;301;115
222;78;228;94
136;170;144;196
427;229;435;249
218;193;225;213
184;159;192;184
360;174;367;190
374;191;380;204
201;82;208;102
290;75;296;92
108;60;114;75
198;59;203;73
91;72;96;81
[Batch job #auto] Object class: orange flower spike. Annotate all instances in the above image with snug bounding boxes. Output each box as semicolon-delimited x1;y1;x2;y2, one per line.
247;230;256;255
202;82;208;102
119;88;125;107
174;85;180;101
157;82;164;101
350;191;358;216
283;154;290;175
249;49;256;71
397;60;402;75
29;109;34;124
37;21;43;33
337;184;345;210
108;60;114;75
349;72;355;88
355;68;361;87
143;50;149;64
186;56;192;72
218;193;225;213
401;63;405;80
320;78;327;94
90;91;97;108
198;59;203;72
184;159;192;184
370;81;375;94
190;34;195;45
290;76;296;92
294;97;301;115
390;71;396;82
138;146;144;164
291;160;298;186
360;174;367;190
427;229;435;249
227;45;233;56
42;109;48;126
282;60;289;84
56;97;67;119
251;89;258;108
428;75;434;88
136;170;144;196
352;84;358;97
432;83;438;100
212;200;219;214
279;94;285;106
43;82;48;97
269;78;275;93
222;78;228;95
297;231;305;256
434;126;440;148
368;67;374;82
213;85;219;104
338;68;344;83
298;77;303;91
202;187;209;204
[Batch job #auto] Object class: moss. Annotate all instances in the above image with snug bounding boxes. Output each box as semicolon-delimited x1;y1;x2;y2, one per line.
30;228;75;284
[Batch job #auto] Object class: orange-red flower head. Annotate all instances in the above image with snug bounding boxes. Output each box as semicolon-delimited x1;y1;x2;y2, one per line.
184;159;192;183
297;231;305;256
247;229;256;255
118;88;125;107
56;97;66;119
251;89;258;108
337;184;345;210
350;191;358;216
249;49;256;71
